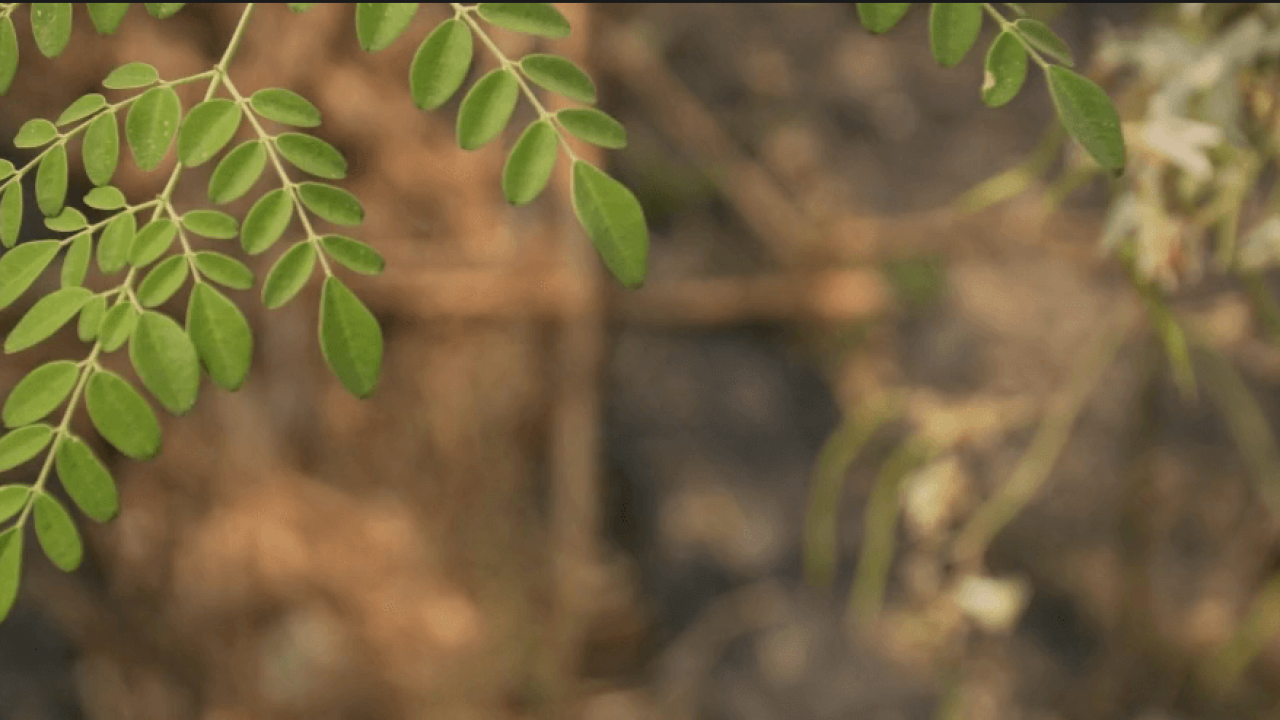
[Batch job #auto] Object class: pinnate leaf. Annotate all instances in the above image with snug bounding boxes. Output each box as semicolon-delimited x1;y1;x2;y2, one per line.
1046;65;1125;172
137;255;189;307
0;425;52;472
193;251;254;290
178;99;242;167
250;88;321;128
275;133;347;179
182;209;238;239
297;183;364;226
33;493;81;572
103;62;159;89
45;207;87;233
79;295;106;341
457;68;519;150
262;241;315;308
477;3;570;39
520;54;596;104
982;31;1028;108
130;311;200;414
55;435;119;521
503;119;557;206
129;218;177;268
321;235;384;275
30;3;72;58
557;108;626;149
929;3;983;67
58;94;107;125
97;212;136;274
61;233;91;287
410;18;473;110
5;287;92;353
85;370;160;459
36;144;69;217
84;186;126;210
187;283;253;390
3;361;78;427
97;303;138;352
356;3;419;52
14;119;57;148
208;139;267;204
571;161;648;288
127;86;181;171
0;240;60;310
241;188;293;254
83;112;120;186
319;277;382;398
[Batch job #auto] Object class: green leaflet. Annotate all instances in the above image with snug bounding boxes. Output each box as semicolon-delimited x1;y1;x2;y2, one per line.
0;485;29;523
1014;18;1073;67
1046;65;1126;173
14;118;58;148
177;98;242;167
144;3;186;19
193;252;254;290
982;30;1027;108
3;360;78;427
502;119;558;206
319;276;382;398
250;88;321;128
0;529;24;623
0;183;20;248
355;3;419;52
126;85;181;171
5;286;93;354
46;207;87;233
187;283;253;391
0;240;61;310
137;255;189;307
78;294;106;341
36;144;69;217
33;493;82;572
856;3;912;34
321;235;384;275
182;209;239;239
129;218;178;268
0;425;53;472
0;17;18;96
97;212;136;274
103;61;159;90
241;188;294;254
55;434;119;521
571;161;649;288
456;68;519;150
476;3;570;39
0;160;11;181
85;370;160;459
297;183;364;226
410;18;473;111
57;94;108;126
61;233;91;288
97;302;138;352
262;241;316;309
87;4;130;35
288;3;317;12
129;310;201;414
275;133;348;180
83;112;121;186
208;139;267;204
84;185;127;210
929;3;983;68
30;3;72;58
556;108;626;150
519;54;596;104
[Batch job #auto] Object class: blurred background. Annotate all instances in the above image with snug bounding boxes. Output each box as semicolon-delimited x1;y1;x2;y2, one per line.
4;3;1280;719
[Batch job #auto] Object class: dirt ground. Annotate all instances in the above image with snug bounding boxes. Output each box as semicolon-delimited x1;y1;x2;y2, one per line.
2;3;1280;720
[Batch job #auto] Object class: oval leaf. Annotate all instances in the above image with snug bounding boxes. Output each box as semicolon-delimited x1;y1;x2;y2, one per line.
78;294;106;341
83;112;120;186
57;94;108;126
3;361;78;427
14;118;58;148
96;212;135;274
182;209;238;239
137;255;189;307
0;240;60;310
0;183;20;248
84;185;126;210
193;251;254;290
929;3;983;68
250;88;321;128
410;18;473;110
5;286;92;353
85;369;160;459
0;485;29;522
240;188;293;254
0;160;12;181
0;424;52;472
262;241;316;309
126;85;181;171
1014;18;1073;67
321;235;384;275
97;302;138;352
520;54;596;104
856;3;911;34
55;434;119;521
556;108;626;149
0;528;23;623
476;3;570;39
208;139;267;204
35;144;69;217
145;3;185;19
187;283;252;390
33;493;81;572
177;98;242;167
297;183;364;226
456;68;519;151
982;30;1028;108
275;133;347;180
356;2;418;52
103;61;159;90
87;3;130;35
1046;65;1126;172
129;310;200;414
30;3;72;58
571;161;649;288
0;17;19;96
61;233;91;287
319;277;382;398
502;119;558;206
129;218;177;268
45;207;87;233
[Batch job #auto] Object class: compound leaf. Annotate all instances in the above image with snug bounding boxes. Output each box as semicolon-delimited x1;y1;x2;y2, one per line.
14;118;57;148
240;188;293;254
186;283;252;390
0;240;59;310
61;232;91;287
129;310;200;414
1046;65;1125;172
126;85;181;171
556;108;626;149
103;61;159;90
571;161;648;288
137;255;189;307
83;112;120;186
57;94;108;126
30;3;72;59
356;3;418;52
35;144;69;217
182;209;238;239
297;183;363;226
193;251;254;290
55;435;119;521
84;185;126;210
930;3;983;68
262;241;315;309
208;139;266;204
321;235;384;275
0;425;52;472
78;294;106;341
319;276;382;398
3;360;78;427
45;207;87;233
502;119;557;206
128;218;177;268
410;18;472;110
250;88;321;128
177;98;241;167
275;133;347;179
856;3;911;34
85;369;160;459
33;493;81;572
96;212;135;274
5;286;92;354
97;302;138;352
476;3;570;39
456;68;518;150
520;54;596;104
982;30;1027;108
